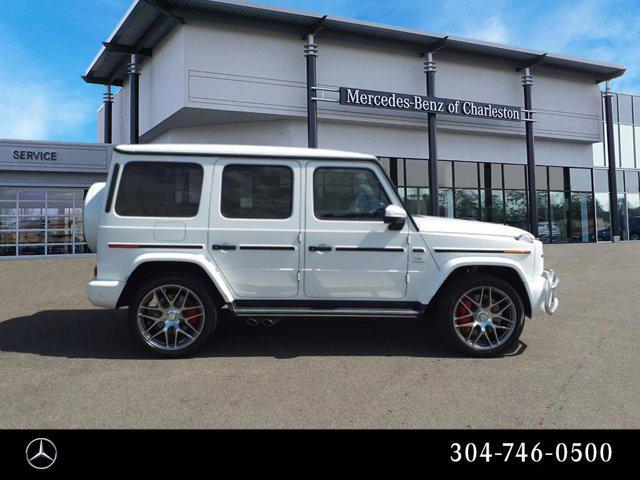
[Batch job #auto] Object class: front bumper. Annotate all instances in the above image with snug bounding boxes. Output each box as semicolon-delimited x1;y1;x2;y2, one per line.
86;279;123;308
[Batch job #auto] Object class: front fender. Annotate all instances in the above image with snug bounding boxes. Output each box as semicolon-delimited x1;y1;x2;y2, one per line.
418;255;532;306
128;252;235;303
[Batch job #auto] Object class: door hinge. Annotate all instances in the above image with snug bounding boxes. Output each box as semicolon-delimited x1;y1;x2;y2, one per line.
406;273;410;283
297;271;302;282
298;232;303;243
407;235;411;245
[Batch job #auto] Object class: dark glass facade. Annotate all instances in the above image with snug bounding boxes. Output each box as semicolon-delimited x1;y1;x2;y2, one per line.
379;157;601;244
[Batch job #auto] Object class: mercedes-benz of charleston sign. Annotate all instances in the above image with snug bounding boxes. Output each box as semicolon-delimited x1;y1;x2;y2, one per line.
339;87;522;122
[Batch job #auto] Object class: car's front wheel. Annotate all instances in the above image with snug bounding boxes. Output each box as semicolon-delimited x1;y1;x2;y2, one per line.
128;275;217;357
435;273;525;357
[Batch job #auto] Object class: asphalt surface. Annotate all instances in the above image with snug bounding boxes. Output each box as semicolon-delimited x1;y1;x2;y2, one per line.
0;243;639;428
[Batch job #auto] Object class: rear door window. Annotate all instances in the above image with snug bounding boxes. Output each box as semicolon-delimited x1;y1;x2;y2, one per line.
221;164;293;219
115;161;203;217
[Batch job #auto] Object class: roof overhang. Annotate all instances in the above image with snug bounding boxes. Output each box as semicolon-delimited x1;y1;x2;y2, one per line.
84;0;627;86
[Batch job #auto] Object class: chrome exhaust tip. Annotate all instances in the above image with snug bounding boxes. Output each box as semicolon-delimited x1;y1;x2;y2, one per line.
246;318;259;327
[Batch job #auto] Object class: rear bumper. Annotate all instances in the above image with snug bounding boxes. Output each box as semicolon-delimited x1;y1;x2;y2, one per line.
529;268;560;317
86;279;123;308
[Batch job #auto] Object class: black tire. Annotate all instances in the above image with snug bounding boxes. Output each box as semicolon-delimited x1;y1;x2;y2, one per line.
435;273;525;357
128;275;217;358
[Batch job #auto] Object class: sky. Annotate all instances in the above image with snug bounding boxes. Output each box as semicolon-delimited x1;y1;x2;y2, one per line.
1;0;639;143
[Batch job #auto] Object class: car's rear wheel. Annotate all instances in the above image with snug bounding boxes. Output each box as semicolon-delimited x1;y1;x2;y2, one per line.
435;273;525;357
128;275;217;357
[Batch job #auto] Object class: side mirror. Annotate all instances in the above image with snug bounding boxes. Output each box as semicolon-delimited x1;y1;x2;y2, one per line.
383;204;407;230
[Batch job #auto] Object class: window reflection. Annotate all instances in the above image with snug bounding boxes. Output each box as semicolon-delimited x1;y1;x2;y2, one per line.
438;189;454;217
627;194;640;240
454;189;479;220
570;193;594;242
550;192;570;243
617;194;628;240
595;193;611;241
480;189;504;224
505;190;528;230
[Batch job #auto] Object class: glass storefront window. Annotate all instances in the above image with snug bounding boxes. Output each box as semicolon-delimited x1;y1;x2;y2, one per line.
503;165;526;190
404;187;429;215
595;192;611;241
505;190;528;230
627;194;640;240
550;192;570;243
617;194;628;240
535;166;548;190
619;124;635;168
480;189;504;224
536;191;551;243
454;162;478;188
625;171;640;193
405;160;429;187
570;193;594;243
570;168;592;192
479;164;503;189
548;167;566;191
617;170;625;192
0;187;89;258
593;170;609;193
385;158;628;245
437;161;453;188
438;188;454;217
454;189;479;220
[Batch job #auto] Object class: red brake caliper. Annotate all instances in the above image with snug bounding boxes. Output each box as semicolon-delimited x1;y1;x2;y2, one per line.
455;297;474;336
183;307;200;329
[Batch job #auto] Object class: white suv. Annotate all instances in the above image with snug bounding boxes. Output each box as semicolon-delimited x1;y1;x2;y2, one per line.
84;144;558;357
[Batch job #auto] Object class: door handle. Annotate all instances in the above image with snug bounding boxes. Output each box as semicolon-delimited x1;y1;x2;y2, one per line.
211;244;236;251
309;245;332;252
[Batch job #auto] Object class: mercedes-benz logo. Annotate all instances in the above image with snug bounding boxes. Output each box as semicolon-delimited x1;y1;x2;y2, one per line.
25;438;57;470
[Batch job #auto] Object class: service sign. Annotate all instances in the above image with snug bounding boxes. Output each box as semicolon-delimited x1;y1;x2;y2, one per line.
339;87;522;122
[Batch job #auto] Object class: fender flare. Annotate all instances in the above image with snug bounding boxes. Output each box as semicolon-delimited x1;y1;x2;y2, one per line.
125;252;235;303
418;256;532;306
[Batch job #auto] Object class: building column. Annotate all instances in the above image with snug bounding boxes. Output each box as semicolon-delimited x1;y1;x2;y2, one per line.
603;82;620;241
424;52;439;216
305;34;318;148
522;68;538;237
102;85;114;144
128;54;140;144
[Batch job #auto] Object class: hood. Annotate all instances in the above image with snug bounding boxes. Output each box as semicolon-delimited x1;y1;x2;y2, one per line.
412;215;526;238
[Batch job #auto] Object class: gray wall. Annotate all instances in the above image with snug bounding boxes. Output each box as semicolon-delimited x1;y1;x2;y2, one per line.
104;19;604;168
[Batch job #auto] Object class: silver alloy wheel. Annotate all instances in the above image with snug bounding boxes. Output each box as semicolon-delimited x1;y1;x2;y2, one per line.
136;284;205;351
452;286;518;351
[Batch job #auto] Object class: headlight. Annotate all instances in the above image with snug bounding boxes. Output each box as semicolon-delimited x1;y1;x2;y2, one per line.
516;232;535;243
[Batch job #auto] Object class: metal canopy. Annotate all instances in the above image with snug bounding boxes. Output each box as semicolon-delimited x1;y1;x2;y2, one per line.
84;0;627;86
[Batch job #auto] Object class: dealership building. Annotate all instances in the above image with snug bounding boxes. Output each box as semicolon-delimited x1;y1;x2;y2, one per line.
2;0;639;258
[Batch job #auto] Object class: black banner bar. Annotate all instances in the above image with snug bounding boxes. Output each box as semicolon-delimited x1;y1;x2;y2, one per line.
0;429;635;474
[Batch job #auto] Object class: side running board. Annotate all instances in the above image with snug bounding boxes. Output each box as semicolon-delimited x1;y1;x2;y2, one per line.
231;306;421;318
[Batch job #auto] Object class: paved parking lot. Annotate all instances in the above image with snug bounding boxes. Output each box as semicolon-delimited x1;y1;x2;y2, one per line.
0;243;639;428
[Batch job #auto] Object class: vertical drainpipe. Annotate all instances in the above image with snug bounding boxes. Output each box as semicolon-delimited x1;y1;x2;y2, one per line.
305;34;318;148
603;82;620;241
522;67;538;237
128;53;140;144
425;52;439;216
103;84;114;144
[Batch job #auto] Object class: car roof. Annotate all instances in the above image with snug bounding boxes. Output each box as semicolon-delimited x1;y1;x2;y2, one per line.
114;144;378;161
